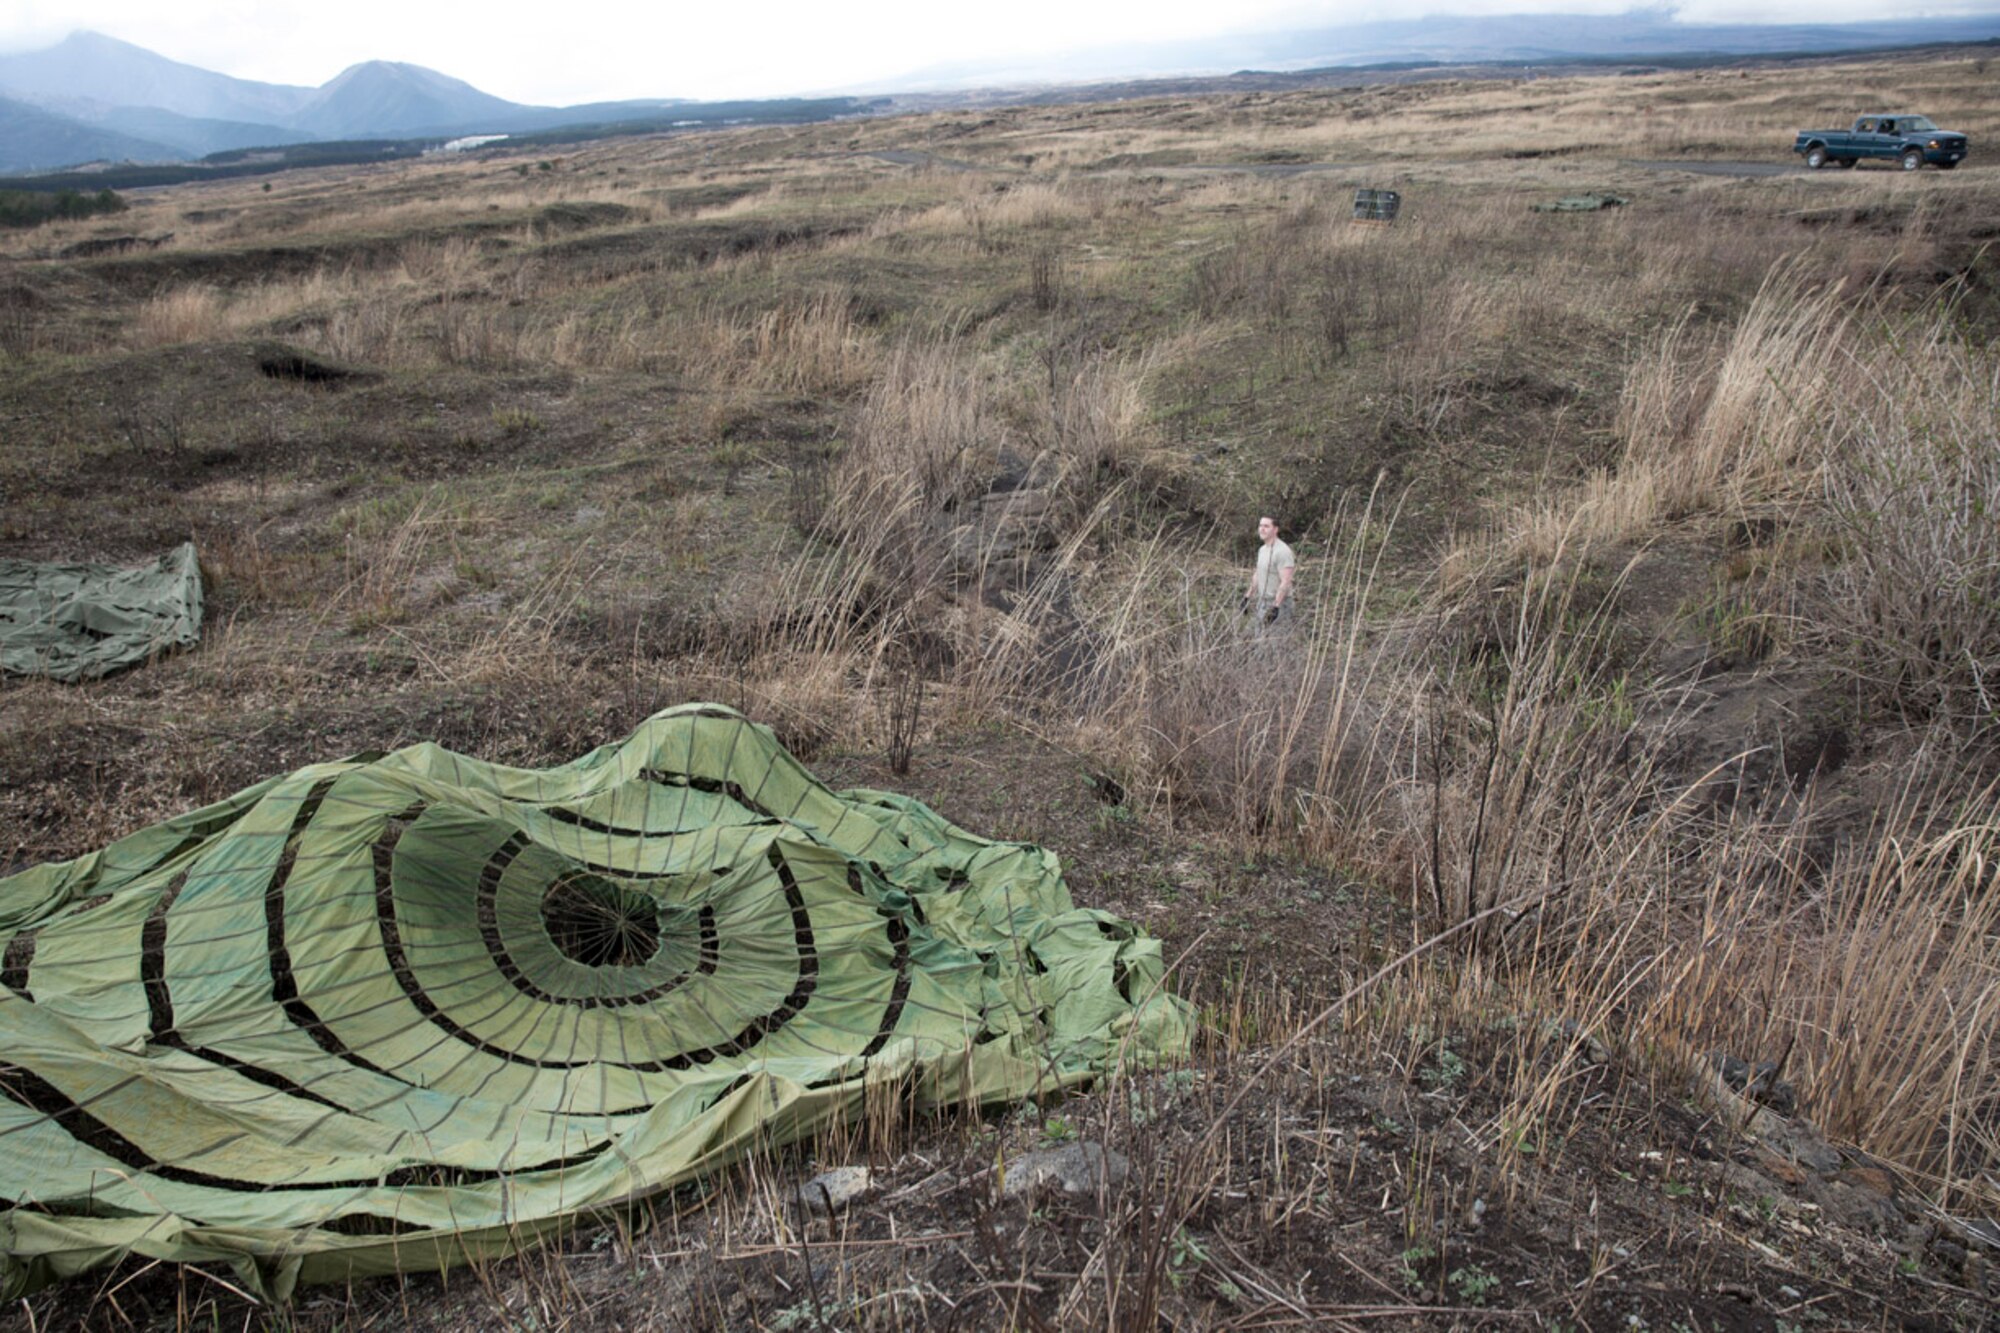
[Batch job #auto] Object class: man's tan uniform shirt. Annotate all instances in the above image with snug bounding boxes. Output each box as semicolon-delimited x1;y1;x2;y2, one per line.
1254;539;1295;608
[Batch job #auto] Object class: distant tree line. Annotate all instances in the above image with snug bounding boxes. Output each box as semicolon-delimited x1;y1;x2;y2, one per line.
0;187;128;230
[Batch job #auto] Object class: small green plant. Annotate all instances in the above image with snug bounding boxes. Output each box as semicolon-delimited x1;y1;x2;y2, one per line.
1040;1114;1076;1144
1398;1240;1435;1290
1168;1226;1211;1291
1449;1264;1498;1305
1420;1042;1468;1092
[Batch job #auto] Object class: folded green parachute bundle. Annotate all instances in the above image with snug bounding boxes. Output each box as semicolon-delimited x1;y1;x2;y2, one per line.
0;705;1191;1300
1529;193;1629;213
0;542;203;682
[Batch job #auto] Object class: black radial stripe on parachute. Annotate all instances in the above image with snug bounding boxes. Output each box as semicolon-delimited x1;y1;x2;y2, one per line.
864;860;926;924
637;770;779;821
142;871;192;1036
144;870;349;1116
371;829;814;1071
2;895;112;1002
702;846;819;1060
538;803;775;838
264;778;397;1081
108;800;260;900
858;913;912;1059
839;861;914;1058
0;1062;276;1194
0;1061;614;1197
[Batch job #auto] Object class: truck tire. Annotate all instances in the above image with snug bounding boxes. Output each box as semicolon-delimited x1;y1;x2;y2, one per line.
1805;145;1828;169
1901;148;1923;171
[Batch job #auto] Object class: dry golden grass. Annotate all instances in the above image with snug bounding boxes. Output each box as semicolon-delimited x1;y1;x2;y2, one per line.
6;52;2000;1323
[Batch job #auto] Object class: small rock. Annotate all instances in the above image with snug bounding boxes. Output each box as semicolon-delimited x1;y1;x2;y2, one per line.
793;1165;874;1215
1751;1108;1841;1173
1959;1215;2000;1252
1707;1050;1797;1116
1706;1160;1781;1200
1808;1177;1904;1234
1000;1142;1129;1200
1545;1018;1610;1066
1704;1067;1838;1173
1930;1239;1969;1270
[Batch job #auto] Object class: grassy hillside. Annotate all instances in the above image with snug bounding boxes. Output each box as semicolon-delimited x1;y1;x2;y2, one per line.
2;49;1997;1329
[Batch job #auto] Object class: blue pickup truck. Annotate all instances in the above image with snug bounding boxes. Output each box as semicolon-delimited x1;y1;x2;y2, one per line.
1793;115;1969;171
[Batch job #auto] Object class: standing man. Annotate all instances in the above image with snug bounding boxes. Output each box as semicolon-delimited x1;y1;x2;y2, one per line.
1245;514;1294;629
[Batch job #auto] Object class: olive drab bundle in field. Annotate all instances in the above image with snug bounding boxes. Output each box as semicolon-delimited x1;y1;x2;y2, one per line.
0;543;202;681
0;705;1191;1299
1353;188;1401;225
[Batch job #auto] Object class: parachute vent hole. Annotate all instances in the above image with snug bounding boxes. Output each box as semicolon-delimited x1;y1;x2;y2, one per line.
541;873;662;968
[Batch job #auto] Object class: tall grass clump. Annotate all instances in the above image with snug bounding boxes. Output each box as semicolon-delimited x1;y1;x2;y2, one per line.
133;283;229;346
1400;276;2000;1210
1452;265;1858;580
1813;322;2000;738
1620;265;1851;515
1647;774;2000;1204
776;333;991;660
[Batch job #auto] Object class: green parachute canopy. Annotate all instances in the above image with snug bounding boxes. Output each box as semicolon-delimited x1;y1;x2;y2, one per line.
0;705;1190;1300
0;542;202;682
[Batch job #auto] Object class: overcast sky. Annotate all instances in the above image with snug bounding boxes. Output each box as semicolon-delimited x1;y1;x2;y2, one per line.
1;1;1992;104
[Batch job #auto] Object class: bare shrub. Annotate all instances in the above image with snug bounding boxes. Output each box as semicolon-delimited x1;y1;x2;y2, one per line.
1049;346;1152;515
1397;557;1663;952
1029;244;1065;313
883;657;923;776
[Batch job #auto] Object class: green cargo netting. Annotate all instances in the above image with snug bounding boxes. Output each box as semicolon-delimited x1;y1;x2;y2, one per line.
1530;193;1629;213
0;705;1190;1300
0;543;202;682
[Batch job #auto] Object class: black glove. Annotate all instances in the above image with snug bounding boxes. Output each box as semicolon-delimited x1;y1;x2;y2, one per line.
1264;605;1280;624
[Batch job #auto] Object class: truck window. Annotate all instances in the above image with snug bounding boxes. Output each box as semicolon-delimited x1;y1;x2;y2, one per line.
1880;119;1896;134
1858;119;1877;132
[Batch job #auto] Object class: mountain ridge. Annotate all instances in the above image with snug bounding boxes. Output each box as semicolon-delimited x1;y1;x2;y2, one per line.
4;14;1999;176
